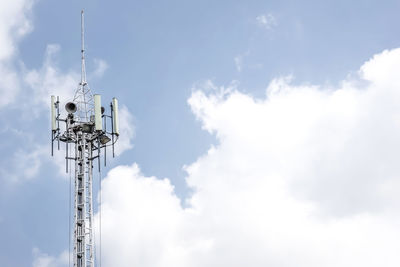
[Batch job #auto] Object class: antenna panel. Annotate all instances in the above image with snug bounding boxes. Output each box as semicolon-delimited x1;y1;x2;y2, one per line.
112;97;119;135
94;94;102;131
51;95;56;131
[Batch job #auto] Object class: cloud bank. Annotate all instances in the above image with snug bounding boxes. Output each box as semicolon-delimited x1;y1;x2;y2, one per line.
0;0;33;108
97;48;400;266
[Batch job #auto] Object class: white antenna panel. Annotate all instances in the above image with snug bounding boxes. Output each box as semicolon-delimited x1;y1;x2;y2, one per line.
112;97;119;135
94;94;102;131
51;95;56;131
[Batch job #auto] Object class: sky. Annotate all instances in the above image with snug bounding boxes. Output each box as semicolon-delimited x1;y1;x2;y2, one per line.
1;0;400;266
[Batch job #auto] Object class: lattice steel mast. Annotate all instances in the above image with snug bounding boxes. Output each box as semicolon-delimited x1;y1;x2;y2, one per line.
74;10;94;122
51;10;120;267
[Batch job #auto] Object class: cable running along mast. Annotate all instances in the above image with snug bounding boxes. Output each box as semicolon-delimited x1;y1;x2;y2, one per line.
51;10;120;267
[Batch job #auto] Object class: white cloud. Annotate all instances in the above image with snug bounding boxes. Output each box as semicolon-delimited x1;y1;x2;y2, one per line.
0;0;33;61
256;13;277;30
22;44;79;116
0;64;20;107
0;140;72;184
97;164;185;266
32;248;69;267
114;105;135;156
2;145;47;182
0;0;33;108
95;47;400;266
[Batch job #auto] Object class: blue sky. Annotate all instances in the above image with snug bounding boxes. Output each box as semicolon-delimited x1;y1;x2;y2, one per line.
2;0;400;266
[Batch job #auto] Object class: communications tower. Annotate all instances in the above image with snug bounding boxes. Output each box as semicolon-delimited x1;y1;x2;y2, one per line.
51;10;120;267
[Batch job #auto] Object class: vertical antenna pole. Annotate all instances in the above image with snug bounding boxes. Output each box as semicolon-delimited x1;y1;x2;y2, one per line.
104;116;107;167
98;138;101;172
51;132;54;156
57;96;60;150
66;141;68;173
111;102;115;158
81;10;86;86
